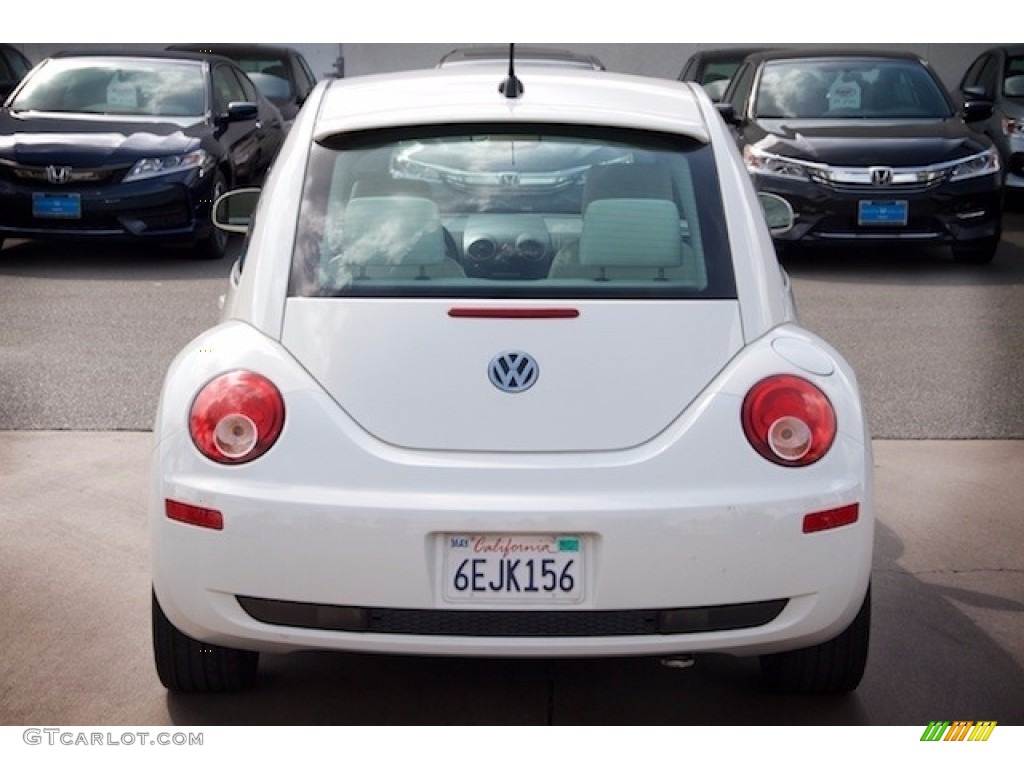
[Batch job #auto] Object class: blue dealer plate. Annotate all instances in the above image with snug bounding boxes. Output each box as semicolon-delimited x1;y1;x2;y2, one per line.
858;199;908;226
33;193;81;219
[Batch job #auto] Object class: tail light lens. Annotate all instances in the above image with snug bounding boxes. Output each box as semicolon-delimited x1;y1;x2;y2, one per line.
741;375;836;467
189;371;285;464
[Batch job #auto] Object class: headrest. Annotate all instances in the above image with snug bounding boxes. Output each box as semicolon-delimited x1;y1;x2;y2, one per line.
579;198;682;269
341;196;445;266
582;163;674;213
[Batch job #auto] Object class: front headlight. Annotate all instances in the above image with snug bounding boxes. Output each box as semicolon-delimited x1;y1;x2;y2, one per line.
743;146;813;182
949;148;1001;181
123;149;212;183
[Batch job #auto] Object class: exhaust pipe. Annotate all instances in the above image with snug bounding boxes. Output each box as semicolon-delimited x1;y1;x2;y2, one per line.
660;655;696;670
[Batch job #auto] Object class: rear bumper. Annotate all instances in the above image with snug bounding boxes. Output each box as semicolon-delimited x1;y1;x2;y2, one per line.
151;323;874;660
152;461;873;658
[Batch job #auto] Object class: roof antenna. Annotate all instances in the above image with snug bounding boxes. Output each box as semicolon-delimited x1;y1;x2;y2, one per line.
499;43;524;99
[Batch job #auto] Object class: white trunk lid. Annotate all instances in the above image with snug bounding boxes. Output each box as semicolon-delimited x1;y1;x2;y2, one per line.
281;298;744;452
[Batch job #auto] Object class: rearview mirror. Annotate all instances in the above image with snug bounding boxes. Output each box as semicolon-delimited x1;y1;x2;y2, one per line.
212;188;260;234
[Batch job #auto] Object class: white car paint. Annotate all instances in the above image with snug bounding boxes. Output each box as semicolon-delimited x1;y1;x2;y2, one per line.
151;63;873;693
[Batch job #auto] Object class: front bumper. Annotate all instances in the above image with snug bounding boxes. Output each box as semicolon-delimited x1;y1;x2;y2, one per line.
752;172;1003;247
0;167;217;245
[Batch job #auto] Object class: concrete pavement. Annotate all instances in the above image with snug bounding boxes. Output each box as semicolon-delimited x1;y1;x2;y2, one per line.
1;431;1021;724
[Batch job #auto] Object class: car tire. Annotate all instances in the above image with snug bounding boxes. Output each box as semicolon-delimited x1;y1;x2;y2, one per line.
152;589;259;692
759;585;870;694
194;171;231;260
952;237;999;265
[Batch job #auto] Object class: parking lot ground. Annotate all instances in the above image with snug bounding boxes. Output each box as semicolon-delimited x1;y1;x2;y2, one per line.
1;431;1021;725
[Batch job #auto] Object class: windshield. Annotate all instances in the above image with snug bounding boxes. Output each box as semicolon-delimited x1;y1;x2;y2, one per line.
1006;56;1024;98
235;57;294;101
10;57;206;117
290;125;735;300
754;58;952;119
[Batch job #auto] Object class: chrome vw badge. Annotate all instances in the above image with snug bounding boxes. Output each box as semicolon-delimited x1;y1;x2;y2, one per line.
869;166;893;186
46;165;73;185
488;351;538;393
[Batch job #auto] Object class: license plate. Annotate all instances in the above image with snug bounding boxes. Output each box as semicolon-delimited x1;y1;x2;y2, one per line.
443;534;584;603
858;199;907;226
33;193;81;219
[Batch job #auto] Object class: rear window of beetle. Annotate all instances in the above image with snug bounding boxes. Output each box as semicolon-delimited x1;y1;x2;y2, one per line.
289;125;736;299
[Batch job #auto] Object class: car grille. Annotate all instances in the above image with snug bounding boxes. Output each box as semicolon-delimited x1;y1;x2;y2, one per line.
236;596;788;637
814;212;943;237
810;165;949;194
0;162;129;188
819;178;945;194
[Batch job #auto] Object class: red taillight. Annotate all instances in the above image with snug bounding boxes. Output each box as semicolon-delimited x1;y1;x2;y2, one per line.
189;371;285;464
741;375;836;467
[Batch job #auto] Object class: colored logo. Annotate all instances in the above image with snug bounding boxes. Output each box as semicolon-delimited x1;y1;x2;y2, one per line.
920;721;997;742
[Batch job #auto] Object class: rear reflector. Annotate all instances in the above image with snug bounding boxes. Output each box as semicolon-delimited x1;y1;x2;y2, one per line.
803;503;859;534
165;499;223;531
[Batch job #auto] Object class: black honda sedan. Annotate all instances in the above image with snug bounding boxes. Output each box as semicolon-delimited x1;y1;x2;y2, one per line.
0;50;286;258
167;44;318;129
717;49;1003;264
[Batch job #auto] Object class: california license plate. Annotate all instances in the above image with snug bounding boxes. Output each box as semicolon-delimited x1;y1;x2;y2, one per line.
33;193;81;219
443;533;584;603
858;199;907;226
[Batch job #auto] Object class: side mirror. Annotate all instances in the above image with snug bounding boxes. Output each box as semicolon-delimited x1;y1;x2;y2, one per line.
758;192;794;235
212;188;260;234
959;85;993;122
715;102;740;125
962;98;994;123
226;101;259;122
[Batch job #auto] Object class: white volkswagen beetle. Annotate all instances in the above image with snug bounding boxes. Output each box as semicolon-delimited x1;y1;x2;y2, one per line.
150;57;874;694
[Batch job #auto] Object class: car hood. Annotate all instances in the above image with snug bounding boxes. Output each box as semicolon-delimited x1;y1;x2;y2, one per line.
0;110;206;165
745;118;991;166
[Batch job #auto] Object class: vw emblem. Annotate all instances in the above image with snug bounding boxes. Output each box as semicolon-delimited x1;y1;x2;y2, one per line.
869;166;893;186
46;165;73;185
488;351;538;393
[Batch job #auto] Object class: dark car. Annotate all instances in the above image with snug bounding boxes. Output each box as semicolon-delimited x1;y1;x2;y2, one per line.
0;43;32;100
167;44;318;127
957;45;1024;192
0;49;286;258
678;46;770;102
717;48;1003;264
